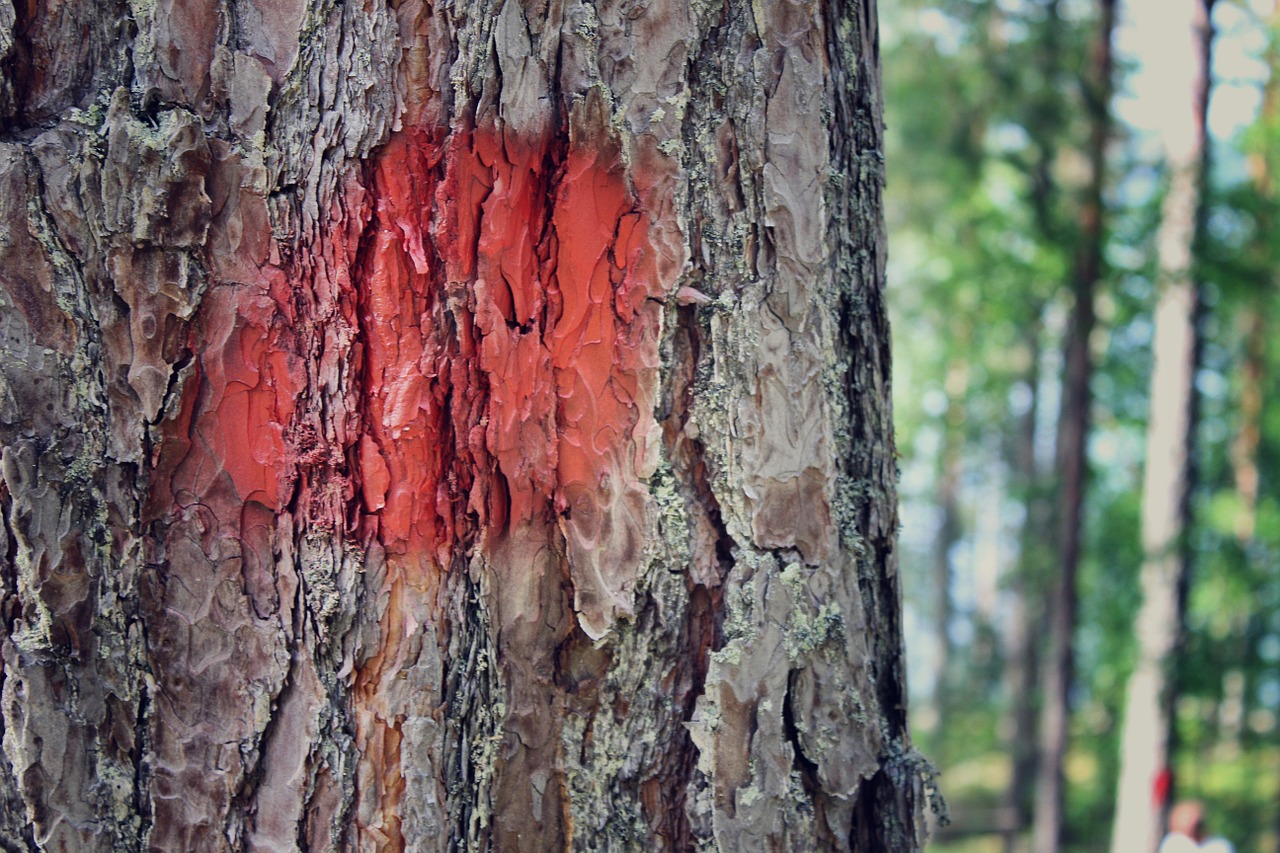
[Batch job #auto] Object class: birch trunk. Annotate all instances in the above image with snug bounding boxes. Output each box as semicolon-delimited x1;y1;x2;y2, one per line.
0;0;922;850
1109;2;1213;851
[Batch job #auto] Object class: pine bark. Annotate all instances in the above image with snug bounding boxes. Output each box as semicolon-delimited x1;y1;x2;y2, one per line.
0;0;922;850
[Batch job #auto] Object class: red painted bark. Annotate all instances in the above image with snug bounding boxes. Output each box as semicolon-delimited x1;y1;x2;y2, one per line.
0;0;923;848
144;105;663;842
154;118;659;585
358;120;662;619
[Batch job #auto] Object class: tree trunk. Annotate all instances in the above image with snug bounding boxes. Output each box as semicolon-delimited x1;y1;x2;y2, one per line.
1233;0;1278;547
0;0;922;850
1001;319;1044;853
1030;2;1115;851
1230;309;1264;543
928;357;967;743
1109;3;1213;852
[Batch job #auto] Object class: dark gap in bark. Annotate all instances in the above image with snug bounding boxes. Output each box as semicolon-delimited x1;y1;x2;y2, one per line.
1;0;32;131
131;620;154;845
688;464;733;660
623;586;691;848
234;641;302;837
282;449;308;532
0;480;36;853
683;303;736;580
442;564;497;852
784;667;833;841
849;766;901;853
643;283;737;847
346;155;387;545
672;582;714;846
871;536;908;730
0;481;17;621
150;351;193;430
673;301;736;571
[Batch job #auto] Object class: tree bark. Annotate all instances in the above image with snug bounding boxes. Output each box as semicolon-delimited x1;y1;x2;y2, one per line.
0;0;923;850
1030;2;1116;850
1109;3;1214;852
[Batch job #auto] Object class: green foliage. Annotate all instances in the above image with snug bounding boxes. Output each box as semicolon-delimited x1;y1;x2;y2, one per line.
889;1;1280;850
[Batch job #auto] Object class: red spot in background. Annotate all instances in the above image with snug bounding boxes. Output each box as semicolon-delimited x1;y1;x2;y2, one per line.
1153;766;1172;806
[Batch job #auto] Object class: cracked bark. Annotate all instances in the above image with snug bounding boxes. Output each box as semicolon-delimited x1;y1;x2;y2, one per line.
0;0;922;850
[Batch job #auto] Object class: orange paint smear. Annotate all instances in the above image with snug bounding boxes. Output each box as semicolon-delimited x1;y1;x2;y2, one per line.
153;120;660;584
150;285;304;521
353;124;660;568
549;148;660;500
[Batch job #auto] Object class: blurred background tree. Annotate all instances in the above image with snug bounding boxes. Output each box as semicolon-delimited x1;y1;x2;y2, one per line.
884;0;1280;851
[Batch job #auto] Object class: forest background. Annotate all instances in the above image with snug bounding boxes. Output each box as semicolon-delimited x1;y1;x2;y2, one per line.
885;0;1280;851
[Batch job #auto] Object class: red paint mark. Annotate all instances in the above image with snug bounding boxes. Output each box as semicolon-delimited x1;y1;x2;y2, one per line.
350;124;661;586
1153;766;1172;806
149;285;304;522
152;117;661;628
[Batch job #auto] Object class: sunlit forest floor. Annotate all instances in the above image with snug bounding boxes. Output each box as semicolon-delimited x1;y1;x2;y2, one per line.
921;739;1279;850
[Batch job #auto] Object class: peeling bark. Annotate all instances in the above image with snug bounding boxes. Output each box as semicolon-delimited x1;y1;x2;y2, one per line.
0;0;922;850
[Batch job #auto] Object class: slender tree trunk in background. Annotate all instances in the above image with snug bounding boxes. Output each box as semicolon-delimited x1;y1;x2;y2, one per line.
929;358;968;740
1031;2;1116;851
0;1;924;850
1234;2;1278;546
1259;13;1280;850
1110;3;1214;852
1026;0;1063;243
1231;310;1265;542
1256;12;1280;852
1006;5;1075;839
930;433;958;729
1002;322;1044;853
